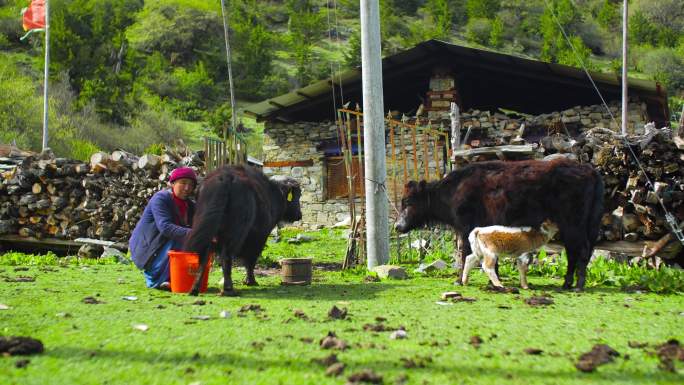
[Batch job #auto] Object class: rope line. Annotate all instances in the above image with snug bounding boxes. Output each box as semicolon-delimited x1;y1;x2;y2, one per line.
542;0;684;244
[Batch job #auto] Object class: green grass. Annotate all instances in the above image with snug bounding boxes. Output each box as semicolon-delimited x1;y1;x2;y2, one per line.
262;228;348;265
1;252;683;385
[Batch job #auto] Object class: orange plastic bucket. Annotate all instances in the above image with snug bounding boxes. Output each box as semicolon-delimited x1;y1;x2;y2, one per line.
168;250;213;293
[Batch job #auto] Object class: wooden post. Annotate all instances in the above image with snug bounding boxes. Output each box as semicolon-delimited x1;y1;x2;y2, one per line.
411;125;418;180
400;115;408;183
360;0;389;268
450;102;460;151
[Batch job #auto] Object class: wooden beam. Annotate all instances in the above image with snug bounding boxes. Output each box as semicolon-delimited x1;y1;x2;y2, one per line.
263;159;314;167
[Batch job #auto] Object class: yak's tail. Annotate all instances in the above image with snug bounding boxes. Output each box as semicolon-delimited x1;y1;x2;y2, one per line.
586;169;605;249
184;173;232;259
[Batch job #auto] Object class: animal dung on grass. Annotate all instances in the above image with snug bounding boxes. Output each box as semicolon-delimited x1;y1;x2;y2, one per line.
347;369;383;384
312;353;339;367
319;332;349;350
575;344;620;372
655;339;684;372
0;336;44;356
469;335;484;349
328;305;348;320
82;296;104;304
523;348;544;355
524;296;554;307
325;362;345;377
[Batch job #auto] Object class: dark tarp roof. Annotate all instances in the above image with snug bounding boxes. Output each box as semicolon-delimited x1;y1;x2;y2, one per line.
244;40;669;126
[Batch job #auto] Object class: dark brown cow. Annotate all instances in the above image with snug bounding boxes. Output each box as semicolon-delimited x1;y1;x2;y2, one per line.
184;165;302;296
395;159;604;290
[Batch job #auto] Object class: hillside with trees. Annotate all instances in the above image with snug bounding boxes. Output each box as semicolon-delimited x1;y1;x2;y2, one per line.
0;0;682;160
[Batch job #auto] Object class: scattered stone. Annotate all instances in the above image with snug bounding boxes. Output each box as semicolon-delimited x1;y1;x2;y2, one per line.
191;315;211;321
133;324;149;332
320;331;349;350
326;362;346;377
82;296;104;305
0;336;44;356
469;335;484;349
389;329;408;340
655;339;684;372
122;296;138;301
13;267;29;272
0;303;10;310
414;259;448;273
441;292;462;300
524;348;544;355
55;312;72;318
219;310;231;318
575;344;620;372
628;341;648;349
525;296;554;307
312;353;339;366
328;305;348;320
371;265;407;280
434;301;453;306
15;359;30;368
347;369;383;384
77;244;104;259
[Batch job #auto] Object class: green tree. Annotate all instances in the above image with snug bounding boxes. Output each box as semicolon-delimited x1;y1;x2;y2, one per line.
344;29;362;68
50;0;144;124
466;0;500;20
595;0;619;31
427;0;452;39
540;0;592;68
489;15;504;47
286;0;325;86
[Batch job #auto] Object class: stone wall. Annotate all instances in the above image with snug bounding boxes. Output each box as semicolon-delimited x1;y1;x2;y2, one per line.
262;121;354;228
263;100;651;228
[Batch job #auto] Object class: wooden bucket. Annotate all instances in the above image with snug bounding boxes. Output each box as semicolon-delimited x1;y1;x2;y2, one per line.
280;258;312;285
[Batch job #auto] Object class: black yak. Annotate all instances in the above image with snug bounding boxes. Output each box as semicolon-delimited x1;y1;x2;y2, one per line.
395;159;604;290
184;165;302;296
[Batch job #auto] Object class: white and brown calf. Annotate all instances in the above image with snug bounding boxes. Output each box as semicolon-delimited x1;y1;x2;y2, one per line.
461;221;559;289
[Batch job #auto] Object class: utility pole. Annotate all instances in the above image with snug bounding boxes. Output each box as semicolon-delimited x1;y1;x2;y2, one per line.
621;0;628;136
360;0;389;268
42;0;50;150
219;0;237;139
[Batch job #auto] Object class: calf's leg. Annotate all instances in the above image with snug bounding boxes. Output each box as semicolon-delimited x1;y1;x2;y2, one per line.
461;253;480;285
482;252;503;288
517;252;531;289
220;253;239;297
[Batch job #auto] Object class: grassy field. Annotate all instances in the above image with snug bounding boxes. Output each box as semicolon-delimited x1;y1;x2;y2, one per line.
1;246;683;385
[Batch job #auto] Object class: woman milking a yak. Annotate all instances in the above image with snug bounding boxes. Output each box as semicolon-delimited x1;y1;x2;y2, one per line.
129;164;302;296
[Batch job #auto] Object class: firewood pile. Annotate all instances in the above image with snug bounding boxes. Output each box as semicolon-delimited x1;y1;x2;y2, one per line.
0;146;204;242
548;124;684;243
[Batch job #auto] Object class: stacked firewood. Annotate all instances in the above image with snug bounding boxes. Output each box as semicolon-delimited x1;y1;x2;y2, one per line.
564;125;684;242
0;147;203;242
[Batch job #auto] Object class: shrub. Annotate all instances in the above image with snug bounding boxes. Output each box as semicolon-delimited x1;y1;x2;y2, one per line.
466;18;492;45
638;48;684;90
69;139;100;162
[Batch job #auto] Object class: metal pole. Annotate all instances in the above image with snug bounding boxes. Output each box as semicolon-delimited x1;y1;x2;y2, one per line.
220;0;238;136
42;0;50;150
360;0;389;268
621;0;628;136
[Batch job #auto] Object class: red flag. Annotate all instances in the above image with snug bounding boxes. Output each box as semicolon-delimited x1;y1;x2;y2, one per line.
22;0;45;32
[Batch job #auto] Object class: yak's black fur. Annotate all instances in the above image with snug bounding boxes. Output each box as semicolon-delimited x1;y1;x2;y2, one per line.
395;159;604;290
184;165;301;296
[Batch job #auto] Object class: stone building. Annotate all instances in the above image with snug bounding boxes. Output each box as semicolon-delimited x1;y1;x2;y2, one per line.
245;40;669;228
